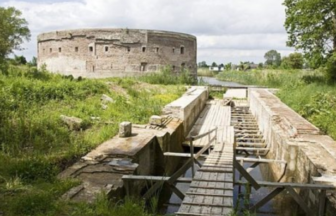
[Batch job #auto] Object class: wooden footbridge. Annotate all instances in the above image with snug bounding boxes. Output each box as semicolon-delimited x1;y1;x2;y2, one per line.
123;88;336;216
176;100;234;216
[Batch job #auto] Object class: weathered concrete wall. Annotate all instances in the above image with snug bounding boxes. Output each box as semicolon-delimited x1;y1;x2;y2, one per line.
59;119;184;202
37;28;197;78
248;89;336;214
164;86;208;135
58;86;210;202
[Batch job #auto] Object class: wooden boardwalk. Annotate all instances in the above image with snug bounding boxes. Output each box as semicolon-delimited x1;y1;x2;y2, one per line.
188;100;232;147
177;100;235;216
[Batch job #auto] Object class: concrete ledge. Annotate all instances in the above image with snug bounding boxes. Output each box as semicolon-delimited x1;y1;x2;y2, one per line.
164;86;208;135
248;88;336;213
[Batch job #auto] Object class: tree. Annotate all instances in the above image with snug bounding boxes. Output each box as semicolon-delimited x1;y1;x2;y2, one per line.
225;62;232;71
284;0;336;69
14;55;27;65
264;50;281;67
211;62;218;67
284;0;336;81
258;63;263;69
289;52;304;69
198;61;208;68
0;7;30;60
30;56;37;66
281;53;304;69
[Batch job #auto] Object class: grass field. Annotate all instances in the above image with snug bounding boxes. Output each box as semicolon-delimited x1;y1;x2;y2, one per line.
0;65;186;216
217;69;336;140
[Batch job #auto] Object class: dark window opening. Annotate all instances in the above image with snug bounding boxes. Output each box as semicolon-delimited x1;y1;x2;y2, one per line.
89;46;93;52
142;47;146;52
59;47;62;52
127;47;131;53
156;47;159;53
172;65;176;71
75;47;79;52
92;66;95;72
50;48;52;53
140;63;147;72
105;46;109;52
180;47;184;54
172;48;175;53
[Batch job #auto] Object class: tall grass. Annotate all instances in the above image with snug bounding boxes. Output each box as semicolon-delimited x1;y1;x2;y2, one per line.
138;66;195;85
217;69;336;139
197;68;216;77
0;64;185;215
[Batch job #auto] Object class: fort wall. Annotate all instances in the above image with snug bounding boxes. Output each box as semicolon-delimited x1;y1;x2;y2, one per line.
37;28;197;78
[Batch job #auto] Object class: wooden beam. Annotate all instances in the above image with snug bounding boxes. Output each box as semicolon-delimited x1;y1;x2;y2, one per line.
234;159;260;190
286;186;310;215
235;180;336;190
250;187;284;211
235;157;287;164
143;181;163;199
164;152;208;158
318;189;326;216
169;183;185;200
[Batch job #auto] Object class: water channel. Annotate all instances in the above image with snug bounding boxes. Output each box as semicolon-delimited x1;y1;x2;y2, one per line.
197;76;246;87
160;77;302;215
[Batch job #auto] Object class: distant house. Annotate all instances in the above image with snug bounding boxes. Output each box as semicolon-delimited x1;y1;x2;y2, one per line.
231;65;239;71
209;66;224;72
249;64;259;70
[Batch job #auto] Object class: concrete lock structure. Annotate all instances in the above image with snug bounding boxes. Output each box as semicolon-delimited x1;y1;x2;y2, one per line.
37;28;197;78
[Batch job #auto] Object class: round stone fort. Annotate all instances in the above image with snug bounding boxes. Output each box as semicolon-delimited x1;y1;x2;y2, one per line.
37;28;197;78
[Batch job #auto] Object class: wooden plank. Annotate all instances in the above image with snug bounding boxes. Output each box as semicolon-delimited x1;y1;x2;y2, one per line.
182;201;231;208
186;192;232;197
122;175;192;182
190;185;233;190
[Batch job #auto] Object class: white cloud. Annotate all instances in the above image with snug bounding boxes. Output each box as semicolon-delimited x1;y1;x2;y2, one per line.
1;0;294;63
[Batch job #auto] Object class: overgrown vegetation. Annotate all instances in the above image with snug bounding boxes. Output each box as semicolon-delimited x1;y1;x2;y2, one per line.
138;66;195;85
197;68;216;77
217;69;336;140
0;64;186;215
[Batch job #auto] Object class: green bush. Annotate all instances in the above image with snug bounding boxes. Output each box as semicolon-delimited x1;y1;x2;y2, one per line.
9;157;58;183
325;53;336;83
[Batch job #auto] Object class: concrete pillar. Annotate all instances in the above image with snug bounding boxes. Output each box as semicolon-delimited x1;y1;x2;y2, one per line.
150;115;162;126
119;122;132;137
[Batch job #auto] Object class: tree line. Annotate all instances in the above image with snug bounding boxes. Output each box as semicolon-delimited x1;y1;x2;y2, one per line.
198;50;304;71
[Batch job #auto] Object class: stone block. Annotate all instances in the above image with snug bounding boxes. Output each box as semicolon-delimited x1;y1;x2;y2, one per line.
60;115;83;130
101;94;114;103
150;115;162;126
119;122;132;137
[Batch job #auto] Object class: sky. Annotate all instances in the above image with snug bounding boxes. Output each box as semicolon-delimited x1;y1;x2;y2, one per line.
1;0;295;64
